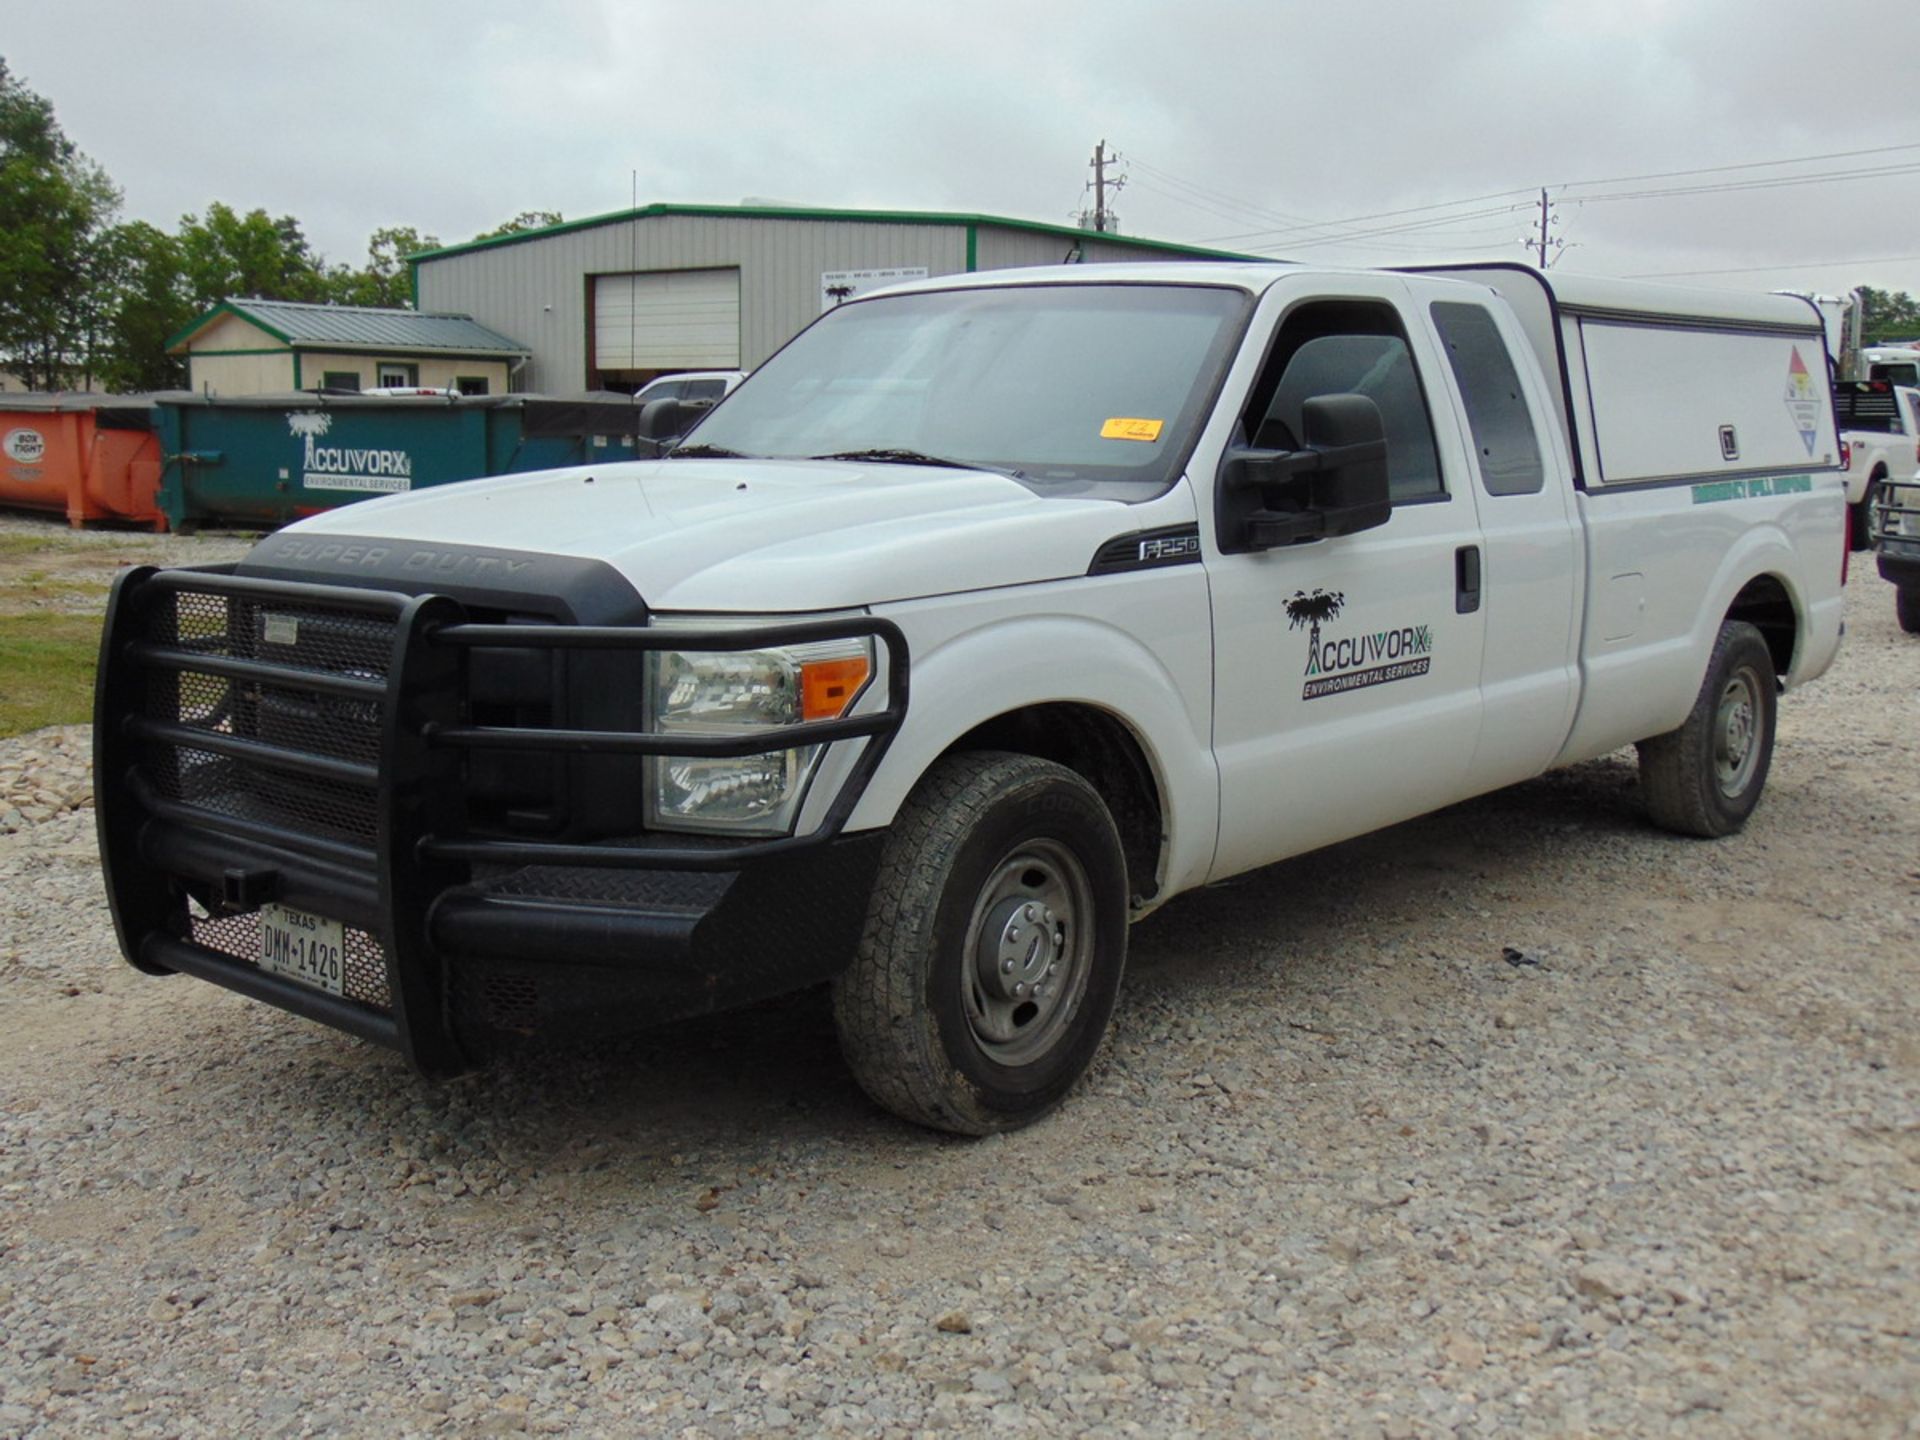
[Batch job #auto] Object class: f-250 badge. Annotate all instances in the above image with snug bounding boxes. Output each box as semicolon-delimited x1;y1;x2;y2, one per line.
1286;587;1433;701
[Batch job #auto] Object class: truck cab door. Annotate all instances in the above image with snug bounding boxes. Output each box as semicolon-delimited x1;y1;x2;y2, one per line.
1205;279;1488;881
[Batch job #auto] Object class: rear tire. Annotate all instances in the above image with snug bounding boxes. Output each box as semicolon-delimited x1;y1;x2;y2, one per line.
832;752;1129;1135
1897;585;1920;635
1637;620;1777;838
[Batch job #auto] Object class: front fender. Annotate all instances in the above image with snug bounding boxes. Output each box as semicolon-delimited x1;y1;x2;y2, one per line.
845;601;1219;903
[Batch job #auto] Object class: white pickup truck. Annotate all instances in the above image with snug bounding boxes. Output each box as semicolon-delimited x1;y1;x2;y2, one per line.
95;261;1847;1134
1873;470;1920;631
1834;380;1920;550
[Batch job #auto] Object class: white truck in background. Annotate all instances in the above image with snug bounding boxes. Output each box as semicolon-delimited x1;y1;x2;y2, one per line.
95;261;1847;1134
1872;468;1920;631
1834;380;1920;550
1858;345;1920;386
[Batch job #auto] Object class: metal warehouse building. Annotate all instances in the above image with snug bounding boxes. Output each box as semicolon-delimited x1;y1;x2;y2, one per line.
409;204;1248;393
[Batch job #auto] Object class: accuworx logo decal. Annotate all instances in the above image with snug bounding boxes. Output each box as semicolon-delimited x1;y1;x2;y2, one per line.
1285;587;1434;701
288;410;413;494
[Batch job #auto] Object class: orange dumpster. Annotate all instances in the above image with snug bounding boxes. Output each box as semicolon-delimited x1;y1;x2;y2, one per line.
0;395;166;530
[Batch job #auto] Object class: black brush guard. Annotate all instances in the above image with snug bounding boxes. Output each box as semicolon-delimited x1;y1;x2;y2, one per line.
95;564;908;1074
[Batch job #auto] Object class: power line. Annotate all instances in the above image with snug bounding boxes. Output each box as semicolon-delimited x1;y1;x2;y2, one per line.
1165;139;1920;249
1570;160;1920;205
1630;253;1920;279
1559;141;1920;191
1238;202;1531;253
1126;156;1322;230
1196;185;1537;246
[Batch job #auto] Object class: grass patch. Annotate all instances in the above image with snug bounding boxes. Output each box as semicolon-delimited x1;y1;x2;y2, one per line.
0;611;103;736
0;532;87;560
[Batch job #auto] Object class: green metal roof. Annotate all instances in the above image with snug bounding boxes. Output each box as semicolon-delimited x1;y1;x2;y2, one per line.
406;203;1258;266
166;299;530;356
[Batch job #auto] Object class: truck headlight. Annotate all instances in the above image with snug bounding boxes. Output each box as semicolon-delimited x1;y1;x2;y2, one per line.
644;636;874;834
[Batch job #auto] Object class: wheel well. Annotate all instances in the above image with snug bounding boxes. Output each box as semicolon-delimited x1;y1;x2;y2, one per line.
945;704;1165;906
1727;574;1796;679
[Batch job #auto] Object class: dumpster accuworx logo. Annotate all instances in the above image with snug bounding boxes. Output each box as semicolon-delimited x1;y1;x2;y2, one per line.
1285;587;1435;701
288;411;413;494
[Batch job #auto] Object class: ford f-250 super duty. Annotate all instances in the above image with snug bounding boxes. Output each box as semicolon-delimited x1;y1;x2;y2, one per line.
94;261;1847;1134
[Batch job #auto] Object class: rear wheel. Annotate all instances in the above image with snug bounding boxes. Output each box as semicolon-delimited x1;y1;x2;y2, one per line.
1897;585;1920;634
1637;620;1777;838
832;751;1129;1134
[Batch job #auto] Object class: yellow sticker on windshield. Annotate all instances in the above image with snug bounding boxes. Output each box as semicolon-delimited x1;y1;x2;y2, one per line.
1101;417;1164;443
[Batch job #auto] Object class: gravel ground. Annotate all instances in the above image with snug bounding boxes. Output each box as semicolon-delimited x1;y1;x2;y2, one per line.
1;519;1917;1438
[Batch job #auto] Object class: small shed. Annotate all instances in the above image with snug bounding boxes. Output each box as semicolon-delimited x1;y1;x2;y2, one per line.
166;299;531;398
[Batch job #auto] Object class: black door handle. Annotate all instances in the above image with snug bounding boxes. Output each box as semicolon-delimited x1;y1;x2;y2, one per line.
1455;545;1482;614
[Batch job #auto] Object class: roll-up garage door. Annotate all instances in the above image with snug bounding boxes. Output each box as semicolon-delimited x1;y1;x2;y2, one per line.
593;268;741;370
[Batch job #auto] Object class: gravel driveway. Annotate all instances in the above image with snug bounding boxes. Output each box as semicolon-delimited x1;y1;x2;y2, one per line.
2;523;1916;1438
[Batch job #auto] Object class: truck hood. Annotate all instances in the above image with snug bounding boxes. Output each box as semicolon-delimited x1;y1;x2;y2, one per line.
269;458;1160;612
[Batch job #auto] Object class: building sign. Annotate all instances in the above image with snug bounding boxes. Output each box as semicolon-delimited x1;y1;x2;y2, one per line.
820;267;930;312
287;411;413;494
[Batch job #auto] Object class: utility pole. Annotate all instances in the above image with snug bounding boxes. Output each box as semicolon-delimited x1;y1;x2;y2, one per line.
1093;141;1111;232
1083;140;1124;233
1524;187;1565;269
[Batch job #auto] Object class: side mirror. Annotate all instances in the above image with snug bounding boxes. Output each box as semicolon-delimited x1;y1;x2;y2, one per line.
637;397;714;441
1214;393;1392;553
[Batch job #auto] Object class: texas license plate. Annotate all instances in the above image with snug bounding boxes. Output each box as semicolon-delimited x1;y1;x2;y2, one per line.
258;903;345;996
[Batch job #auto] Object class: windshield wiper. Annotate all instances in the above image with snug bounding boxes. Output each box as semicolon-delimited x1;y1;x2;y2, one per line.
665;442;751;459
808;448;1026;481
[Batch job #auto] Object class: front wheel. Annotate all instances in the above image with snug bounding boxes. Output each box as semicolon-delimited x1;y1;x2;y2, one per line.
1850;475;1883;552
1897;585;1920;635
1636;620;1777;838
831;752;1129;1134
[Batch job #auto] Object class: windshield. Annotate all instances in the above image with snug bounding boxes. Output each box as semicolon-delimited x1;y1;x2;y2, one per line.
683;283;1251;492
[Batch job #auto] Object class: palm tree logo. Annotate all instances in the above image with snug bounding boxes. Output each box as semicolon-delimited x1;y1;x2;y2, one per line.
1286;588;1346;675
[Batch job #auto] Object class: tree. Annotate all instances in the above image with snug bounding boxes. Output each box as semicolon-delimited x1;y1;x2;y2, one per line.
0;57;121;388
472;210;562;241
175;202;332;313
1856;286;1920;345
93;220;190;391
326;224;439;308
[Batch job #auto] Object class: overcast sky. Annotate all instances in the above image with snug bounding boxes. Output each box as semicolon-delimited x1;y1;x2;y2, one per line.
10;0;1920;299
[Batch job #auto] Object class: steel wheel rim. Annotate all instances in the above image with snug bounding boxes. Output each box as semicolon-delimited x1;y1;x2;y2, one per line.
1713;665;1763;798
961;838;1096;1066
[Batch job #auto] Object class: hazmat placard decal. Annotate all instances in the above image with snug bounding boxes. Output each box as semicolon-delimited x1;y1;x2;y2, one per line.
1784;347;1822;456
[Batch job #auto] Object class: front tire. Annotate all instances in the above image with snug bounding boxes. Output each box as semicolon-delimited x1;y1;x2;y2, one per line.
1637;620;1777;838
832;752;1129;1135
1894;585;1920;634
1851;474;1883;552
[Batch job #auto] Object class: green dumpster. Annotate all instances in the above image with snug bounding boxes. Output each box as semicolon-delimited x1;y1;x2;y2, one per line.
152;393;650;531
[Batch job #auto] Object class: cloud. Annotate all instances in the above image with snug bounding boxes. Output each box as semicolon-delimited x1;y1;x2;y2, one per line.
9;0;1920;293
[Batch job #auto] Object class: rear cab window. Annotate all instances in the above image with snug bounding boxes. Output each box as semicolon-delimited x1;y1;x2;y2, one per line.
1430;300;1546;496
